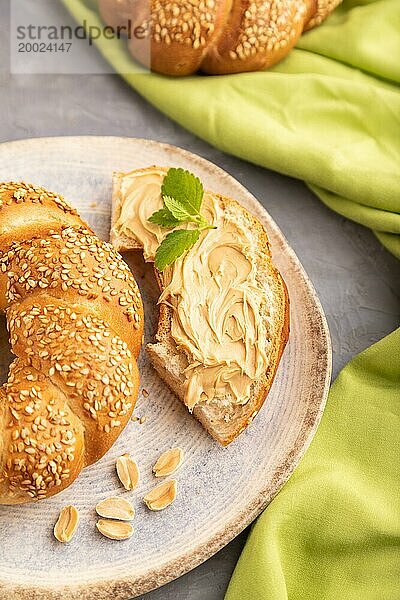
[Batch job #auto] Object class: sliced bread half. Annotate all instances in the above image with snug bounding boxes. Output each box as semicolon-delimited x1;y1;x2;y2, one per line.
110;166;289;445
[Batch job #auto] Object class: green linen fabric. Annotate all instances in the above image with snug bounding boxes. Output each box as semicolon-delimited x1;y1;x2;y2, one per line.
226;328;400;600
64;0;400;257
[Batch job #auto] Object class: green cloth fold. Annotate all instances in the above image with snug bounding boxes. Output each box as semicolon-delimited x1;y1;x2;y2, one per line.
64;0;400;257
226;328;400;600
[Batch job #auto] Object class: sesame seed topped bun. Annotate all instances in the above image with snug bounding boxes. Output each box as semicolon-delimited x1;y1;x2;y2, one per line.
0;182;143;504
99;0;342;76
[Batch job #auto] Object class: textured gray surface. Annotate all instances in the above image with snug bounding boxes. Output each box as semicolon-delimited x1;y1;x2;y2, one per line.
0;1;399;598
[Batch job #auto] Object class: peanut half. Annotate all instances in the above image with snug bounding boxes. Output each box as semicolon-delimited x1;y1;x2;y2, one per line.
54;505;79;543
116;454;139;491
96;497;135;521
144;480;177;511
153;447;184;478
96;519;134;541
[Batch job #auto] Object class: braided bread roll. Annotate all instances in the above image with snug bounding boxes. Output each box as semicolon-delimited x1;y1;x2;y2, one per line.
0;183;143;504
99;0;342;76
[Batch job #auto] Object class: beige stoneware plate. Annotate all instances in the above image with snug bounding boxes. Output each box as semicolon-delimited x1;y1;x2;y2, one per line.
0;136;331;599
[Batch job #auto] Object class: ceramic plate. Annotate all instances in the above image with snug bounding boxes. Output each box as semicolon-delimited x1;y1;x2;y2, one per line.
0;137;331;599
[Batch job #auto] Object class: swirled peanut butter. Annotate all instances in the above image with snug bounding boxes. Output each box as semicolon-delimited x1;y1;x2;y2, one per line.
113;168;271;410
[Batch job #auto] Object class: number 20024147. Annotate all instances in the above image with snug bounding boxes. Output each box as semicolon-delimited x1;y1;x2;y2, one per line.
18;42;72;53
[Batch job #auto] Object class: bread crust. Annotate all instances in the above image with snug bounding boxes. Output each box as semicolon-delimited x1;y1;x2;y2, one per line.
99;0;342;76
129;0;233;76
0;182;143;504
110;168;290;445
200;0;305;75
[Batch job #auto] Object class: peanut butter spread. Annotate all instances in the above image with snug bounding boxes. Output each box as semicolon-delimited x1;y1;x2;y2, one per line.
113;169;271;410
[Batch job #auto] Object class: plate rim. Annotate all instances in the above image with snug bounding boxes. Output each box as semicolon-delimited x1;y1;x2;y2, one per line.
0;135;332;600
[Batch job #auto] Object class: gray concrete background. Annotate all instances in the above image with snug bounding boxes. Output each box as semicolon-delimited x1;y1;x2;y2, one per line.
1;2;399;598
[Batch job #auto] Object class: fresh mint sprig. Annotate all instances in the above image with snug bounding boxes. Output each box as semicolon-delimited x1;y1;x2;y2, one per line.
148;168;216;271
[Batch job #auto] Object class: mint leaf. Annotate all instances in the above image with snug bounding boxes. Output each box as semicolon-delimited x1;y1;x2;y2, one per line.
161;168;204;215
163;195;199;222
154;229;200;272
149;169;215;270
148;207;181;228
